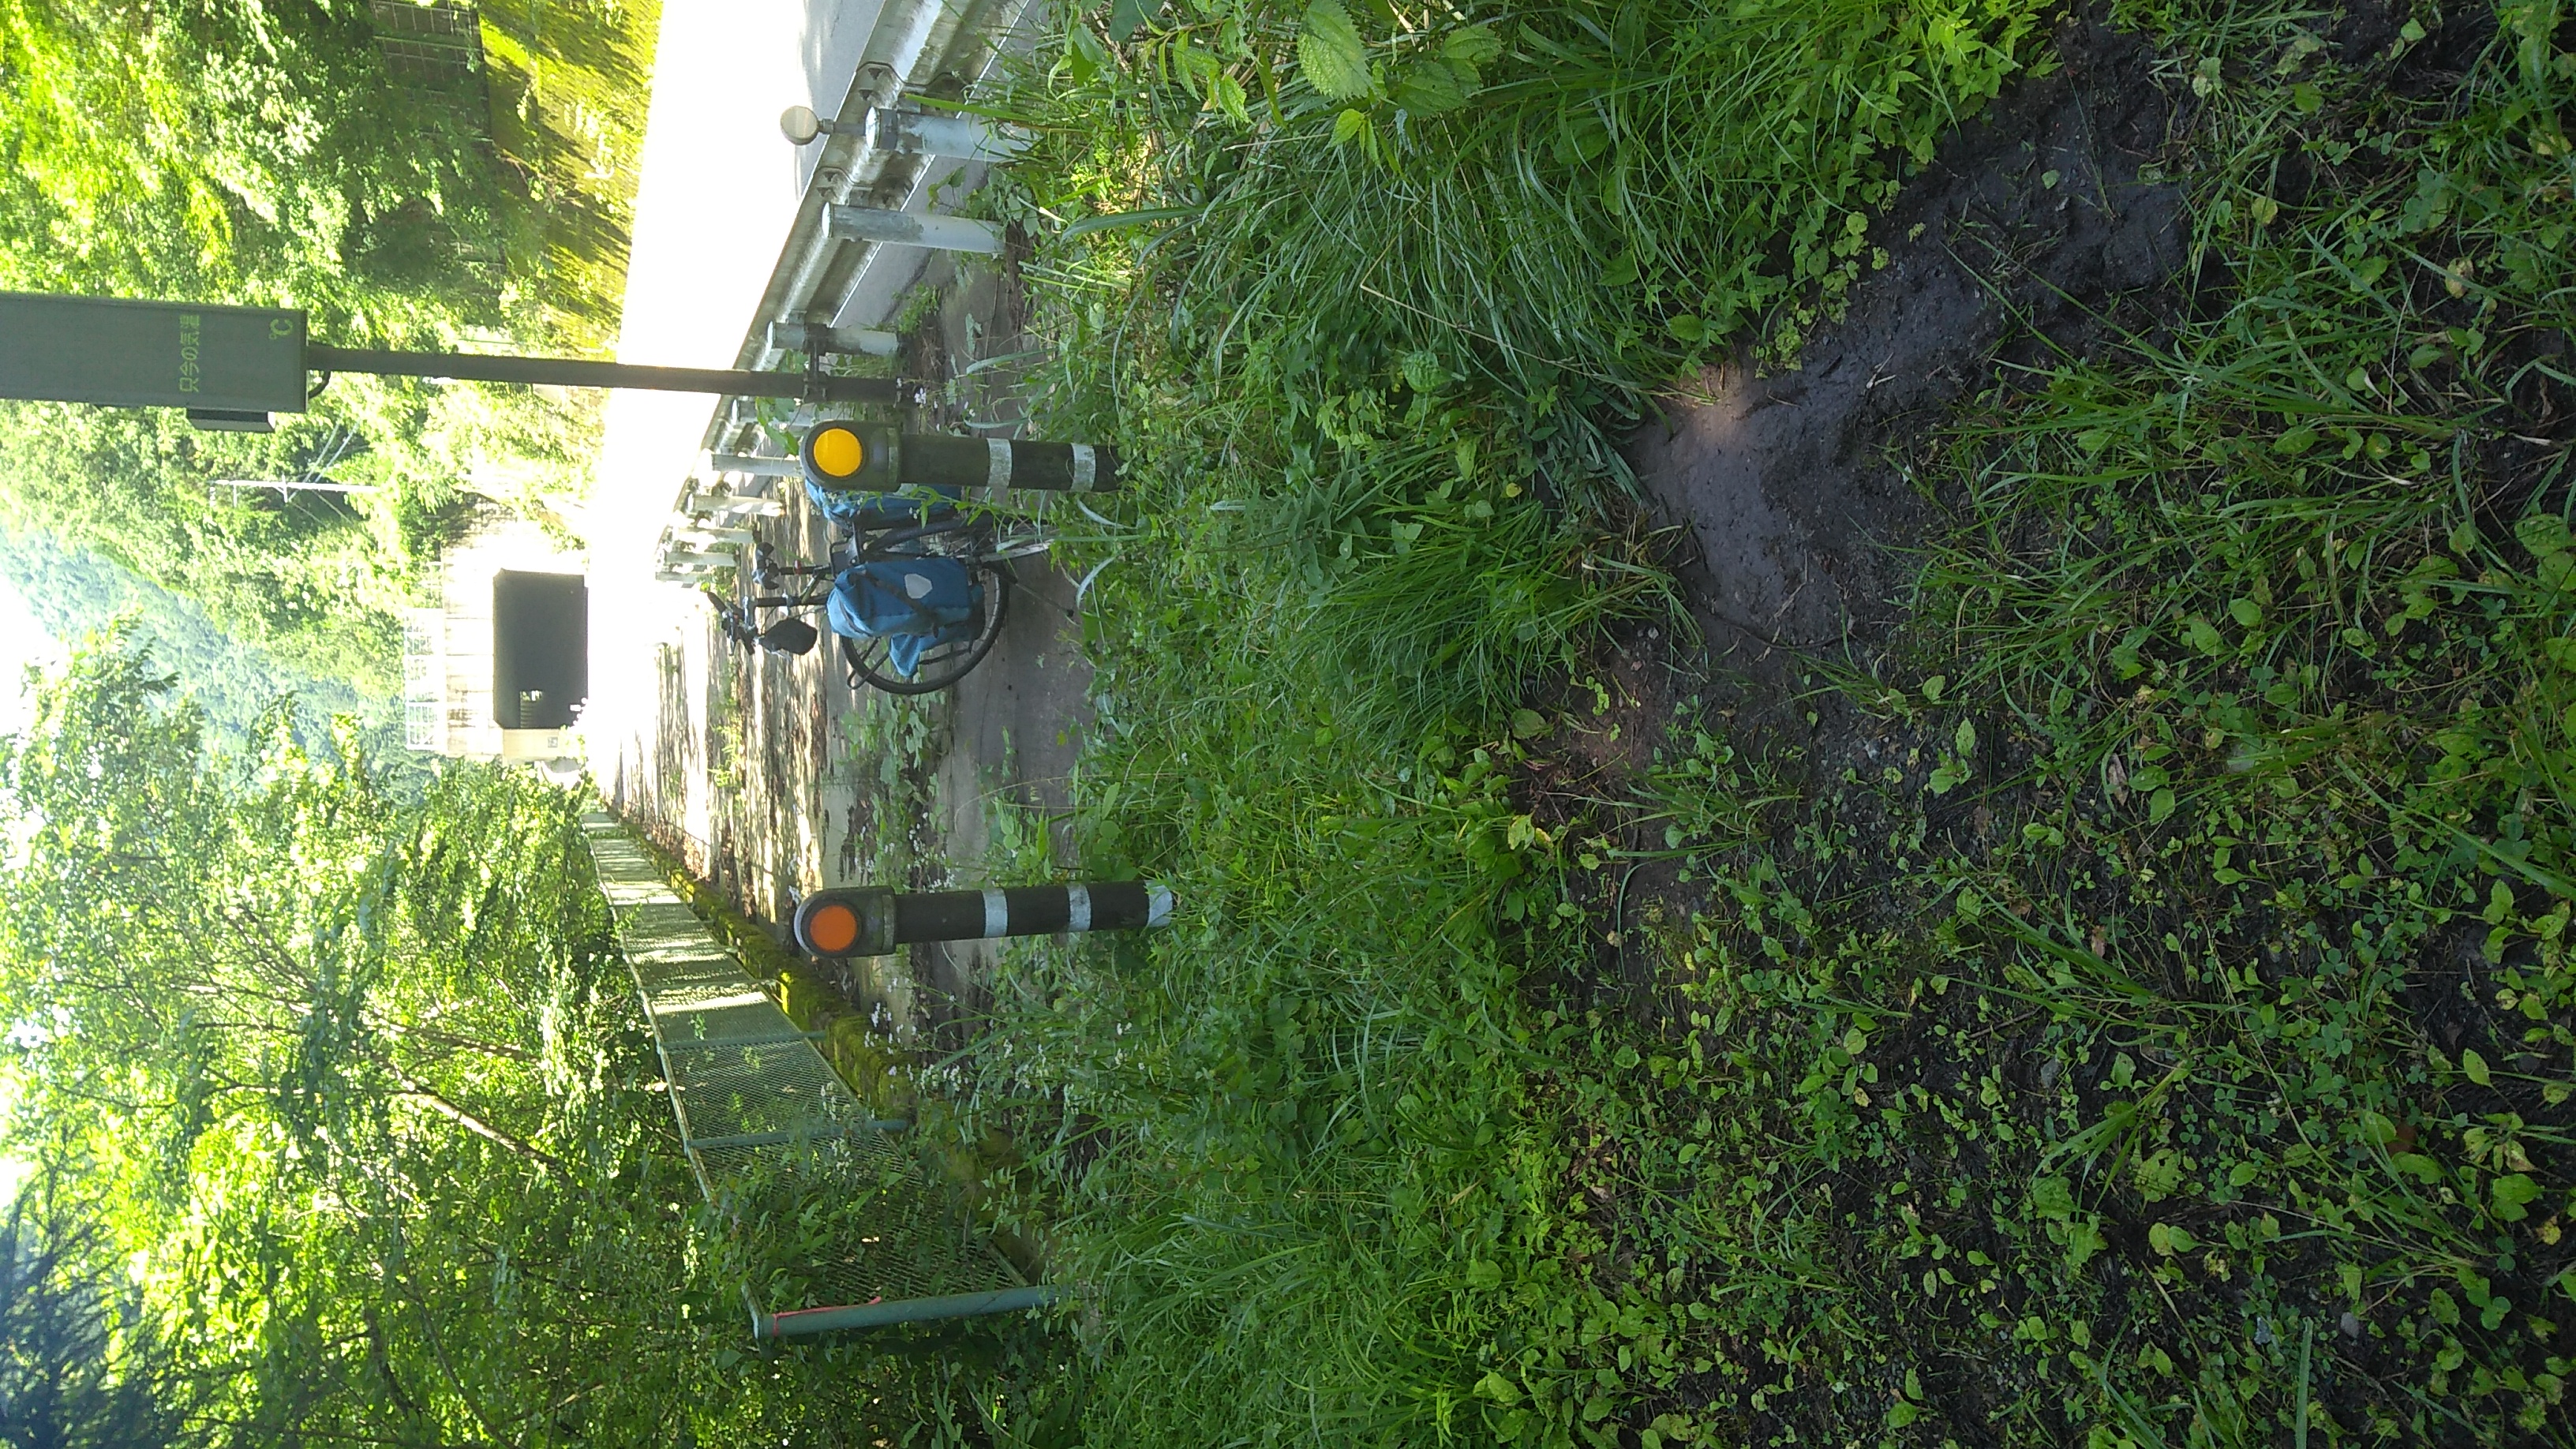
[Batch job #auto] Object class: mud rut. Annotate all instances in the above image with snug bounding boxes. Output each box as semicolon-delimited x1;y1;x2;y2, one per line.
1521;9;2203;999
1549;1;2499;1021
1631;13;2184;689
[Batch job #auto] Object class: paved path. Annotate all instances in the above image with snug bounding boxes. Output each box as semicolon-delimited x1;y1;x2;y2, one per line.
578;0;1091;1046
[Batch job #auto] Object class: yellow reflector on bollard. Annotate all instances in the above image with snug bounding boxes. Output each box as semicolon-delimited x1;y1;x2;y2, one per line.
810;424;864;478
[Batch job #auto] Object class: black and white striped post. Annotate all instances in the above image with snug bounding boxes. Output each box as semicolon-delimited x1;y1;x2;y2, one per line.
800;419;1120;496
793;882;1174;958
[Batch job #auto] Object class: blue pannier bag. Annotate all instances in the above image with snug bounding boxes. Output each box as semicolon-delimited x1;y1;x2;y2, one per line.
806;479;963;530
826;557;979;677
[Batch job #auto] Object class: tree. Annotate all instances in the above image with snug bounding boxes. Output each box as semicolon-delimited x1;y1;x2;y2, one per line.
0;0;511;336
0;635;953;1445
0;2;600;699
0;522;403;761
0;1170;193;1449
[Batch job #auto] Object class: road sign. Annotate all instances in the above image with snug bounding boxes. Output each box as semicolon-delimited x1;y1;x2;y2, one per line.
1;291;902;429
0;291;308;415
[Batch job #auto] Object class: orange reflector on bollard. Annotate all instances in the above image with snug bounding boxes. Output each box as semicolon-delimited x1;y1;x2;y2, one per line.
804;900;860;955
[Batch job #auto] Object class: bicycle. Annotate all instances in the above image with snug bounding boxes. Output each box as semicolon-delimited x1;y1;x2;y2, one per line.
723;500;1049;696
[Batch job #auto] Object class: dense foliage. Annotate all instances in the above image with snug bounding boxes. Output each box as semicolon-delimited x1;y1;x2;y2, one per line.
9;0;2570;1443
990;0;2047;481
0;1173;189;1449
0;0;653;692
1647;2;2576;1436
0;521;406;769
0;638;930;1445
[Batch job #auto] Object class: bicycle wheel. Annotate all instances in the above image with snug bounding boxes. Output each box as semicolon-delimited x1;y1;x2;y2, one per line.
840;559;1012;695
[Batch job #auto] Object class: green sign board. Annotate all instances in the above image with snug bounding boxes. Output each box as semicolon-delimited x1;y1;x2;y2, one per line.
0;291;308;415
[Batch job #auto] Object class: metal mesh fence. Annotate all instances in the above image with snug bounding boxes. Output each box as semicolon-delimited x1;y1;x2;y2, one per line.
371;0;478;38
402;612;444;752
582;813;1034;1334
370;2;484;92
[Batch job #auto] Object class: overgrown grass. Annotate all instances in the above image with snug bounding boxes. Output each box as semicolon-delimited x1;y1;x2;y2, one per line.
1526;3;2576;1444
986;0;2052;476
929;2;2027;1442
836;689;945;889
931;0;2050;1443
961;567;1584;1443
902;1;2576;1447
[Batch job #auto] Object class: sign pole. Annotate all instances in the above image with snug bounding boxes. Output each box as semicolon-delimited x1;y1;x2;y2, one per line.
305;345;899;403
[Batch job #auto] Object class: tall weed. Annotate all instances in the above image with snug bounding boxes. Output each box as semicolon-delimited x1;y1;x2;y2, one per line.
994;0;2047;421
948;0;2060;1441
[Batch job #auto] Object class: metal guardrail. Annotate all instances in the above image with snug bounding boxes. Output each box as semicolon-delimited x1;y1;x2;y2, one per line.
653;0;1049;583
581;812;1050;1338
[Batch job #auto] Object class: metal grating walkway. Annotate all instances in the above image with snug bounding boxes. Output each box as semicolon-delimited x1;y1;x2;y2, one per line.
582;813;1047;1337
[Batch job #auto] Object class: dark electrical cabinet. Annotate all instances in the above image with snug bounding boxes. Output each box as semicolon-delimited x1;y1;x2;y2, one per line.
492;571;588;729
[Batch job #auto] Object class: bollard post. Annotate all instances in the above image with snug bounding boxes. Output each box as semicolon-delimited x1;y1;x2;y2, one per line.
793;882;1175;958
799;420;1121;496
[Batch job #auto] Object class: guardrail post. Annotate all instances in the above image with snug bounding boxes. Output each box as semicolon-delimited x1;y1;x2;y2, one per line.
767;320;900;358
863;107;1029;162
826;205;1004;256
706;452;805;479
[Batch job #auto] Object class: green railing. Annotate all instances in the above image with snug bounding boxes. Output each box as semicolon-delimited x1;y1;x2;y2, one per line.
581;813;1048;1338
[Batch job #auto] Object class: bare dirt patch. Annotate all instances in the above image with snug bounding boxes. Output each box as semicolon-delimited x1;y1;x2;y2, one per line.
1629;11;2185;695
1527;9;2196;1020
